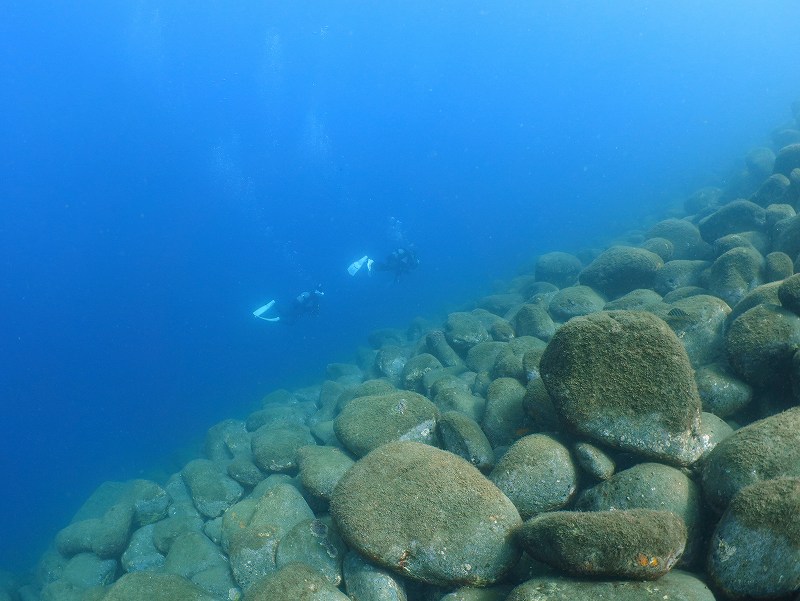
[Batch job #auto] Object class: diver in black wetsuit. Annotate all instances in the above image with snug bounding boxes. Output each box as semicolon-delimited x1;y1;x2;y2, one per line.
252;288;324;324
374;246;420;282
347;246;420;282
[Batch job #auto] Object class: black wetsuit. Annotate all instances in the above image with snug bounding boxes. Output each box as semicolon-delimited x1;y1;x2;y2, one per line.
279;290;322;324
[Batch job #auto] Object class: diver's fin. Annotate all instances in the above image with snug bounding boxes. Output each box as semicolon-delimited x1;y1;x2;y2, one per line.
348;255;370;276
366;258;374;273
253;300;280;322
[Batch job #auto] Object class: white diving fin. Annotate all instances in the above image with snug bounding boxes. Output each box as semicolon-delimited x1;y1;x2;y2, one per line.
347;255;372;276
253;300;280;322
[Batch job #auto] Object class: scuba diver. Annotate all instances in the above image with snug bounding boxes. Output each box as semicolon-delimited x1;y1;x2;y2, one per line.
252;287;324;324
347;245;420;283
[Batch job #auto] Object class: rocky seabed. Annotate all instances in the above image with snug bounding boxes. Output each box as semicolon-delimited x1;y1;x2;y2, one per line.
4;107;800;600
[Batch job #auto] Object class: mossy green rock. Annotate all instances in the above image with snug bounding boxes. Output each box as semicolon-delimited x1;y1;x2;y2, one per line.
725;304;800;388
708;477;800;599
489;434;577;519
296;445;355;502
244;562;350;601
603;288;665;312
779;272;800;315
331;441;522;587
774;142;800;176
765;250;794;281
701;407;800;513
512;304;556;341
517;509;686;580
578;246;664;299
445;312;491;354
102;572;217;601
275;518;345;586
571;441;615;480
653;260;709;296
181;459;243;519
707;245;764;307
482;377;529;447
648;218;712;260
334;391;439;458
540;311;707;465
251;424;316;473
465;342;507;374
664;294;730;367
224;483;314;590
438;410;495;472
697;199;766;242
401;353;444;392
506;570;716;601
548;285;605;321
535;251;582;288
575;462;704;567
342;550;408;601
695;362;753;418
492;336;547;381
433;387;485;423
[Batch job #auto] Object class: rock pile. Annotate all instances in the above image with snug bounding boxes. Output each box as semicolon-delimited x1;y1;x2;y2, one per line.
5;112;800;601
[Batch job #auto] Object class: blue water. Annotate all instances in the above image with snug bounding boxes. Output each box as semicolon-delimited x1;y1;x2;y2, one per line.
1;1;799;573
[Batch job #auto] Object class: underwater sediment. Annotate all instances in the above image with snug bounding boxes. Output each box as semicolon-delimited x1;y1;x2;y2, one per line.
5;112;800;601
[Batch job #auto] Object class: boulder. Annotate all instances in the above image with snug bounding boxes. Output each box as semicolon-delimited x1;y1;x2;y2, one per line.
701;407;800;513
548;285;605;321
535;252;582;289
331;441;522;587
540;310;708;465
334;391;439;457
517;509;686;580
697;199;766;242
578;246;663;299
708;477;800;599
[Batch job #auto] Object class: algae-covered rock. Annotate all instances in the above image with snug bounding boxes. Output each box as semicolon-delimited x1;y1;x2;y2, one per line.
726;304;800;388
102;572;218;601
698;199;766;242
757;173;792;208
244;562;350;601
578;245;663;299
481;377;529;447
445;312;491;354
701;407;800;513
707;245;764;307
225;483;315;590
334;391;439;457
492;336;546;381
517;509;686;580
539;310;707;465
535;252;582;289
296;445;355;503
708;477;800;599
506;570;716;601
426;330;464;368
438;410;495;472
438;585;513;601
547;285;605;321
374;345;409;384
685;186;723;215
726;280;782;326
488;434;577;519
779;272;800;316
401;353;444;393
653;260;709;296
694;362;753;418
511;303;555;341
331;441;522;587
773;213;800;259
56;502;135;560
663;294;730;367
205;419;251;461
251;424;316;473
122;524;165;573
521;377;559;432
603;288;665;312
571;441;615;481
648;218;712;260
774;143;800;176
245;402;315;432
342;550;408;601
575;462;704;567
641;236;674;261
275;518;345;586
465;341;506;374
433;387;485;423
181;459;243;519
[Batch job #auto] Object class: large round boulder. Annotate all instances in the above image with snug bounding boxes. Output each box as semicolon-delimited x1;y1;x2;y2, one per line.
330;441;522;587
707;477;800;599
578;246;663;299
539;311;707;465
517;509;687;580
701;407;800;513
334;391;439;458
